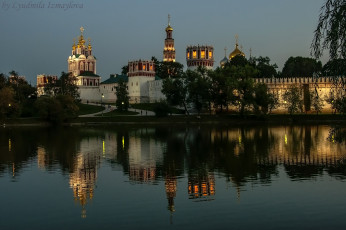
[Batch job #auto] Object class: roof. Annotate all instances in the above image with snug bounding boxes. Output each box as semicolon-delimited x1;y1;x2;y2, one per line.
79;71;100;78
101;74;128;84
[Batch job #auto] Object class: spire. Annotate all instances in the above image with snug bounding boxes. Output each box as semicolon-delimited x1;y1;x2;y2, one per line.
165;14;173;32
224;47;227;57
88;37;92;50
235;34;239;48
78;26;85;47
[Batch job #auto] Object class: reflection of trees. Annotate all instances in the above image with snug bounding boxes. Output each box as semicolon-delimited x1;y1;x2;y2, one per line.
0;127;40;179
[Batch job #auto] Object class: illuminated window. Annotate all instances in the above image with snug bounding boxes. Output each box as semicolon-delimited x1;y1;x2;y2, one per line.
201;51;205;59
143;65;146;70
150;65;153;71
209;51;212;58
187;52;190;59
193;51;197;59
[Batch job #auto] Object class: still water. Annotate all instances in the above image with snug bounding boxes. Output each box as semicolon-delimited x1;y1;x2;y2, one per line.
0;125;345;230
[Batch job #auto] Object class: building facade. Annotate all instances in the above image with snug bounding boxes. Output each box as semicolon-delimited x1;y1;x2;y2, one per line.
186;45;214;71
68;27;101;102
163;14;176;62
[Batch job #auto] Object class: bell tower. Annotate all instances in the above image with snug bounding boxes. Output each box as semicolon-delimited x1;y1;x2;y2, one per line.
163;14;176;62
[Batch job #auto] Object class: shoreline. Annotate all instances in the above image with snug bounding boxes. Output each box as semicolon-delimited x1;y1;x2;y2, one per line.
3;114;346;127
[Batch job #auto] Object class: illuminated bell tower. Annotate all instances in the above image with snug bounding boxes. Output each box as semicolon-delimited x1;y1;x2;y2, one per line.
163;14;176;62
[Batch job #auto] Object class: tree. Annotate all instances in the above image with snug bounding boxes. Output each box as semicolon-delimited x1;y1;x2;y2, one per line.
209;67;233;112
253;56;278;78
0;73;7;89
185;69;211;115
152;56;184;79
281;56;322;77
310;89;324;114
115;80;129;111
0;87;19;120
228;65;258;116
35;95;79;124
282;85;303;115
162;77;189;114
121;65;129;75
55;72;80;99
322;59;346;76
254;83;278;115
311;0;346;60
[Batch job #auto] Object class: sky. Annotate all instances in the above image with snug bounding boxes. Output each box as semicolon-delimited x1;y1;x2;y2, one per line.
0;0;327;84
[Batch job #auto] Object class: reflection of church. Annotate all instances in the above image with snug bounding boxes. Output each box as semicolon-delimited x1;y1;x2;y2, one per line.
69;152;100;218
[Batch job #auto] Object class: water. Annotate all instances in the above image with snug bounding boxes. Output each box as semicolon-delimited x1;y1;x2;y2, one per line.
0;125;345;230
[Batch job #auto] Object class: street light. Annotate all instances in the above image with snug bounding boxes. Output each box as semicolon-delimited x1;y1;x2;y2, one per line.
101;94;105;116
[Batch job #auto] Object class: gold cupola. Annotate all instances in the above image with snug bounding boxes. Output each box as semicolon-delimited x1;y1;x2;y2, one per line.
229;35;245;60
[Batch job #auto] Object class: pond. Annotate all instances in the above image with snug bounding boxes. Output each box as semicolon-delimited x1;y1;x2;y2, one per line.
0;125;345;230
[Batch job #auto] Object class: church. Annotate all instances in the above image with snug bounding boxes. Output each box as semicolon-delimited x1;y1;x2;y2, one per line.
37;16;335;113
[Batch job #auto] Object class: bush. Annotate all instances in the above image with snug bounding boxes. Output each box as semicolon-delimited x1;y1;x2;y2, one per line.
153;102;171;117
35;95;79;124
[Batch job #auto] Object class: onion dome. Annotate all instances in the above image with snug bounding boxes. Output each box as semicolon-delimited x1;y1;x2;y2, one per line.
165;24;173;32
220;56;228;67
229;44;245;60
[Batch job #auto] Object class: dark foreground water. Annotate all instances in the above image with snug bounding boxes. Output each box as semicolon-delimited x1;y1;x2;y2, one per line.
0;125;345;230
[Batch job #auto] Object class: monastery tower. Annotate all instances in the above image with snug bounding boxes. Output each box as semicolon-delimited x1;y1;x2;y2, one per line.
163;14;176;62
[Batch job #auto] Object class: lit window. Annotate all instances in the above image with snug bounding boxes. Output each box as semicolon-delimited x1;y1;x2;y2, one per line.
201;51;205;59
209;51;212;58
187;52;190;58
143;65;146;70
150;65;153;70
193;51;197;59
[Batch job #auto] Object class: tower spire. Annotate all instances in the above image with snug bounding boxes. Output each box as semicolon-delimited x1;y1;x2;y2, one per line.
168;14;171;26
224;47;227;57
235;34;239;47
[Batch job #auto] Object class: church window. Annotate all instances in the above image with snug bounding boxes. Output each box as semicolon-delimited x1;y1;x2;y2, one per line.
201;51;206;59
150;65;153;71
209;51;212;58
187;52;190;59
143;65;146;70
193;51;197;59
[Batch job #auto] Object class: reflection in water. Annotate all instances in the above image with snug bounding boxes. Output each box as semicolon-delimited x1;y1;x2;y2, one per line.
69;152;100;218
0;125;345;222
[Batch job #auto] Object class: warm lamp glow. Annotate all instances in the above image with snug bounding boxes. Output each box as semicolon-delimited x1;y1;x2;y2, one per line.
193;51;197;59
201;51;205;59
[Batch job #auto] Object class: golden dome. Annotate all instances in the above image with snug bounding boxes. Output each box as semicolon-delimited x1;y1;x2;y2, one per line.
165;25;173;31
229;44;245;60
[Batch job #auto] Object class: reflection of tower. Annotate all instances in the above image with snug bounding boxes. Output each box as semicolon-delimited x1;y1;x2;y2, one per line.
163;14;176;62
188;172;215;200
127;131;162;183
165;175;177;213
69;152;99;218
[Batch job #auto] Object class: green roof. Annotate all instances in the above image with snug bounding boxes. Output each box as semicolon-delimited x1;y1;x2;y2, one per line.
101;74;128;84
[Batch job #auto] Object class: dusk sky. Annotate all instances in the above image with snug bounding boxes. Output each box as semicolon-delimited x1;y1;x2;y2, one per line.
1;0;327;84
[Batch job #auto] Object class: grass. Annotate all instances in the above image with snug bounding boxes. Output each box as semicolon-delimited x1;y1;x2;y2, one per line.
131;103;185;114
97;109;138;116
77;103;104;115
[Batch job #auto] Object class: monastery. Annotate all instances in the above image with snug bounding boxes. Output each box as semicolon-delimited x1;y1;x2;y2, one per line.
37;16;337;112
